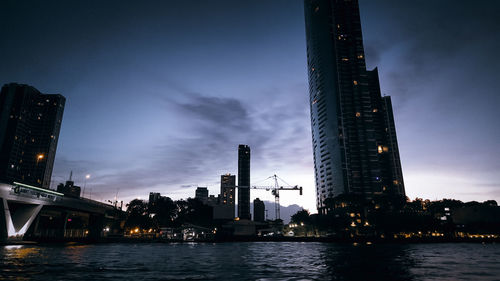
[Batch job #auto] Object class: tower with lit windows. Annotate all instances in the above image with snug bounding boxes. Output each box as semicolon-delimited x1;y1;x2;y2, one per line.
304;0;405;214
0;83;65;189
220;174;235;206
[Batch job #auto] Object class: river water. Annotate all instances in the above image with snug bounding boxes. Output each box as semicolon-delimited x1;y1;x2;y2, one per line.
1;242;499;280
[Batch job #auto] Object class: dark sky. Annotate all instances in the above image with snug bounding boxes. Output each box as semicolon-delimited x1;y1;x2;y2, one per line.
1;0;499;212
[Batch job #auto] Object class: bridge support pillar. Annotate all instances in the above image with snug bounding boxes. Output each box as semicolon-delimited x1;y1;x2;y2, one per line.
1;198;43;242
88;214;104;241
59;212;69;239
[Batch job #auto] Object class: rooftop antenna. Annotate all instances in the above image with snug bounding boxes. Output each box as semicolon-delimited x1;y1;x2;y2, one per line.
69;170;73;181
114;188;120;208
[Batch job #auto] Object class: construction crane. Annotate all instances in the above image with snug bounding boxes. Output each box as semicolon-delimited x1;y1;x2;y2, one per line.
241;174;302;221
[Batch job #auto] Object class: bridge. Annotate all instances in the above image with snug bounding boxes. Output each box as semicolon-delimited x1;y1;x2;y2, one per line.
0;182;125;243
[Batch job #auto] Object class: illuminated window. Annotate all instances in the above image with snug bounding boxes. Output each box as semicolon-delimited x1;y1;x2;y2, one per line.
342;58;349;61
393;180;399;185
353;80;358;85
311;67;315;72
372;108;378;113
383;146;389;152
377;145;383;154
357;54;364;59
355;112;361;117
315;6;319;12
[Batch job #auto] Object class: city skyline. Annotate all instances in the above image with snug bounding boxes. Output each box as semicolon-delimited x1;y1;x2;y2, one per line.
1;0;499;213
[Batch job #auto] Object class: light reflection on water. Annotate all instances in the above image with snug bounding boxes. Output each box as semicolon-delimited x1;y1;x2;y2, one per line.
0;242;499;280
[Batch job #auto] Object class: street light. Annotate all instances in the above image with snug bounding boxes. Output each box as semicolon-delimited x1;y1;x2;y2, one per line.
83;174;91;198
34;154;45;184
36;154;44;164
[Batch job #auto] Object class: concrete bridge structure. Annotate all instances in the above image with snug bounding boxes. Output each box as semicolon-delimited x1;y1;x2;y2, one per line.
1;182;124;243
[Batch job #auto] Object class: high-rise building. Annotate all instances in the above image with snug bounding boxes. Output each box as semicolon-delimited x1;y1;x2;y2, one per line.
0;83;65;189
220;174;235;206
304;0;405;214
253;198;265;222
56;180;81;198
149;192;162;213
56;171;81;198
238;144;251;219
195;187;209;204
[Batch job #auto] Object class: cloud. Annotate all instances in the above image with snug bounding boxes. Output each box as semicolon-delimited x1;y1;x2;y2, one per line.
43;0;500;210
362;0;500;102
52;81;314;206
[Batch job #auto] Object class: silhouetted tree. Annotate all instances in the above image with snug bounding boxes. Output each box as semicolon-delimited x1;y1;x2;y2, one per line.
125;199;152;230
173;198;213;227
483;200;498;206
291;209;311;225
151;197;177;227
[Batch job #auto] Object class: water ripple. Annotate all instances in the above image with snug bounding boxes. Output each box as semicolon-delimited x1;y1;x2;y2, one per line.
1;242;499;280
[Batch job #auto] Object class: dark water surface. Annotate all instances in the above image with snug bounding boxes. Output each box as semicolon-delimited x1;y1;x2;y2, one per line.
1;242;499;280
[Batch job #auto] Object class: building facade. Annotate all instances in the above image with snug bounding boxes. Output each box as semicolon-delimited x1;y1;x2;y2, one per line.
238;144;251;219
149;192;162;213
220;174;235;206
304;0;405;214
56;180;81;198
253;198;265;222
0;83;65;189
195;187;209;204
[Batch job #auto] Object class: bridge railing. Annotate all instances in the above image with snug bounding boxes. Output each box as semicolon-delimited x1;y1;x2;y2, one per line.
11;182;63;203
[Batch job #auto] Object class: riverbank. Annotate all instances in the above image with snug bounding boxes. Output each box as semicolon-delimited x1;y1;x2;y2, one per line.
3;235;499;245
106;235;500;244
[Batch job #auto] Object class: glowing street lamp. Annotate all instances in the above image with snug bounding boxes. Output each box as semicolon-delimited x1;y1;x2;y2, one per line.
36;154;44;165
83;174;91;198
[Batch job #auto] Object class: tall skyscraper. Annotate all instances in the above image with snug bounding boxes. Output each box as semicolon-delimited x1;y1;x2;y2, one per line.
304;0;405;214
237;144;251;219
0;83;65;189
220;174;235;206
